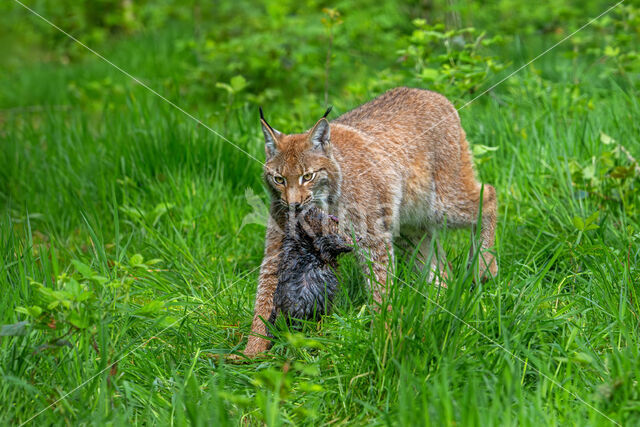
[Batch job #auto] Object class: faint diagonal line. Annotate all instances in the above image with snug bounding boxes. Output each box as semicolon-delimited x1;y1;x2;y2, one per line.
12;0;626;424
12;0;264;166
11;2;265;424
352;0;625;180
390;271;620;426
18;265;261;426
450;1;624;113
356;219;619;424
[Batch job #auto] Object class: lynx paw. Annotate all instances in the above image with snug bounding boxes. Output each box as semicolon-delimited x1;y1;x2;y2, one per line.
479;252;498;281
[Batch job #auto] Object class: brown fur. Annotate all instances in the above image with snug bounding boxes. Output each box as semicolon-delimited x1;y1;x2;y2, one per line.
243;87;497;356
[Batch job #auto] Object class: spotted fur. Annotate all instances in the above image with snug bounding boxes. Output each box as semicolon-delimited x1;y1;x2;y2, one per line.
243;87;498;357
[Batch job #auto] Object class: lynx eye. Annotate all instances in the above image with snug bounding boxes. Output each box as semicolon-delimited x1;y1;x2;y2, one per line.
301;172;315;183
272;175;285;185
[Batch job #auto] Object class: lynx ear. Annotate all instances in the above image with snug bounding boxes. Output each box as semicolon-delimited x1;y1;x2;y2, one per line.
308;118;330;151
260;107;281;158
309;106;332;150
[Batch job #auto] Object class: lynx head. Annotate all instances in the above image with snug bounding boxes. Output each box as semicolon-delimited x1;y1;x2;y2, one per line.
260;107;341;210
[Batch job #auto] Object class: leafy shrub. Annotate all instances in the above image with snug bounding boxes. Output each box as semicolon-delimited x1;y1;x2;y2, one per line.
569;4;640;85
6;253;173;356
396;19;506;100
566;132;639;218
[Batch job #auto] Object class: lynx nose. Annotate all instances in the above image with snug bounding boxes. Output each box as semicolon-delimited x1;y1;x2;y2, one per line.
288;202;302;212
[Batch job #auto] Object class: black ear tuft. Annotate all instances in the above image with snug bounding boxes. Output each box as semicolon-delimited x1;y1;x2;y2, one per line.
260;107;281;158
322;106;333;119
260;107;275;132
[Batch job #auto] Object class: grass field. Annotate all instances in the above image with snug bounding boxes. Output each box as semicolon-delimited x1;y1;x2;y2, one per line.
1;2;639;425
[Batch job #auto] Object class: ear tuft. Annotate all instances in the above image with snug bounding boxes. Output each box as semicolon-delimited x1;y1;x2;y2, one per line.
259;107;281;158
309;118;330;150
322;106;333;119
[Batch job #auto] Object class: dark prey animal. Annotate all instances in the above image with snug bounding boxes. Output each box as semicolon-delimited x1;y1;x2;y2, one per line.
267;206;354;336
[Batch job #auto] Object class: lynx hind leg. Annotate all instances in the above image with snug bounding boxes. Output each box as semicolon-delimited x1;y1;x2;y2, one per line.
440;181;498;279
430;129;498;279
470;184;497;279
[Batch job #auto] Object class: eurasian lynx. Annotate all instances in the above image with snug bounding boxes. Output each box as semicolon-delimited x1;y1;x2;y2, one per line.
243;87;497;357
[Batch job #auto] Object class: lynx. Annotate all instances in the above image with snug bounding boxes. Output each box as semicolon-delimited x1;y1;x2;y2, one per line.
243;87;497;357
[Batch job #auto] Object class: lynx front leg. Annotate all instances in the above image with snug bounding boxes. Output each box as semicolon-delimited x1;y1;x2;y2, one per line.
360;234;394;307
243;222;283;357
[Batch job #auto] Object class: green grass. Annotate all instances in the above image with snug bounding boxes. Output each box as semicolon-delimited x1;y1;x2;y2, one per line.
1;7;640;426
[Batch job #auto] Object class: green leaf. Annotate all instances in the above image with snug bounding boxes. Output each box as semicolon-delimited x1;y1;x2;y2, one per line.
68;312;89;329
0;321;29;336
473;144;500;156
298;381;324;392
119;205;145;220
72;260;94;278
582;164;596;181
603;46;619;57
136;300;164;316
585;210;599;226
130;253;144;267
574;212;599;232
600;132;615;145
286;333;322;349
573;352;595;365
419;68;440;81
149;203;175;226
412;18;427;28
215;82;233;94
230;75;248;92
16;306;43;318
295;363;320;376
158;315;179;328
239;187;270;232
64;277;83;296
90;275;109;285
